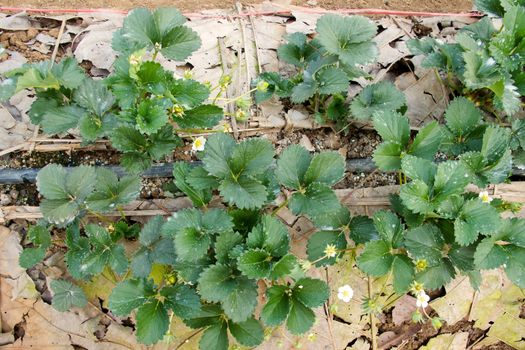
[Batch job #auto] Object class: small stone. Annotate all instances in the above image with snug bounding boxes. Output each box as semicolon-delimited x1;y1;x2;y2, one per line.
9;189;18;201
299;134;315;151
0;193;11;206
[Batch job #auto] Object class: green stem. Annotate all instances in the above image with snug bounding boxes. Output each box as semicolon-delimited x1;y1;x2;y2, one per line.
271;198;289;216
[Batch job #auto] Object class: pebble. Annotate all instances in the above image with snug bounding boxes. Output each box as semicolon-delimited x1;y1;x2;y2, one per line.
0;193;12;205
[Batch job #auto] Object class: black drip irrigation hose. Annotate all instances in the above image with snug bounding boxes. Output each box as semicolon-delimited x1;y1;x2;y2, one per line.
0;159;523;185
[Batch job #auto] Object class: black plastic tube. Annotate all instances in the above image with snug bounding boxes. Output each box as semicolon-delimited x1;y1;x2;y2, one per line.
0;159;523;185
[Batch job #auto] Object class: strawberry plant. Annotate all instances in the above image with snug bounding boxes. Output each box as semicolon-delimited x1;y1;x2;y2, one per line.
21;133;391;348
253;14;388;126
407;1;525;118
0;8;224;173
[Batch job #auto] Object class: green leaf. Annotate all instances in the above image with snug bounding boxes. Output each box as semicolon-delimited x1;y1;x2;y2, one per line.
174;226;211;262
222;277;258;323
135;301;169;345
200;321;228;350
275;144;312;190
286;298;315;335
454;199;500;246
247;215;290;256
373;210;404;247
148;124;181;159
303;151;345;186
183;304;222;329
170;79;210;108
474;237;508;269
261;285;291;326
174;104;223;129
50;279;87;312
349;215;379;244
392;255;415;294
504;246;525;288
289;183;341;218
433;161;470;201
291;79;317;103
172;162;210;207
0;77;17;102
86;168;141;212
315;67;349;95
73;79;115;117
409;121;443;160
277;32;318;68
307;231;346;266
405;224;444;265
19;247;46;269
161;284;201;319
293;278;329;308
230;138;274;177
136;99;169;135
357;240;394;276
269;254;297;280
202;133;236;178
316;14;378;66
399;180;434;214
41;105;85;135
19;225;51;268
118;8;200;60
198;264;236;303
228;317;264;347
111;126;148;152
444;97;481;137
109;279;154;316
475;0;505;16
372;111;410;145
238;249;272;279
449;244;476;271
373;141;403;171
219;175;267;209
51;57;86;89
187;166;220;190
352;82;406;120
416;259;456;290
253;72;294;103
401;155;437;184
481;126;510;165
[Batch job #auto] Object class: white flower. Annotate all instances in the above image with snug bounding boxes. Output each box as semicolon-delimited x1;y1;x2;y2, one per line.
416;291;430;308
323;244;338;258
479;190;493;203
337;285;353;303
192;136;206;152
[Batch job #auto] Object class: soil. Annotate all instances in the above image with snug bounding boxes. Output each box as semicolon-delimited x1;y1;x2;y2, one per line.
0;0;474;14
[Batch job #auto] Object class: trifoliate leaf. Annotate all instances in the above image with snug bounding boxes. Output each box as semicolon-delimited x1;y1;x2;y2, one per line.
392;255;415;294
51;57;86;89
373;141;403;171
463;51;501;90
303;151;345;186
173;104;223;129
409;121;443;160
108;279;155;316
117;8;200;60
81;224;128;275
293;278;329;308
219;175;268;209
351;82;406;120
399;179;434;214
228;317;264;347
307;231;346;266
135;300;169;345
357;240;394;276
50;279;87;312
148;124;181;159
286;297;315;335
253;72;294;103
316;14;378;66
277;32;318;68
405;224;444;265
19;225;51;268
173;162;211;207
